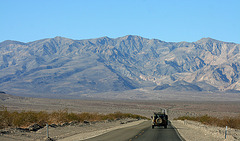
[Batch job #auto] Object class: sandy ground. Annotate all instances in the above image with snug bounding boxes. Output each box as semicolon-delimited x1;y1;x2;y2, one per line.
0;119;145;141
172;120;240;141
58;119;146;141
0;93;240;140
1;94;240;119
1;119;239;141
81;88;240;101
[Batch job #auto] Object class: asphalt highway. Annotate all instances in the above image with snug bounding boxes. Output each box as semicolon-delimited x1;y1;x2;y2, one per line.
85;121;183;141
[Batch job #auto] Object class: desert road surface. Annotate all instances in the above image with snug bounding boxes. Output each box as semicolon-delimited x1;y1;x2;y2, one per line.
85;121;183;141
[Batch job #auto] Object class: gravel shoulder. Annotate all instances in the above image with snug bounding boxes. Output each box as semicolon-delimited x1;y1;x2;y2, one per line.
1;117;240;141
58;119;147;141
0;119;146;141
171;120;239;141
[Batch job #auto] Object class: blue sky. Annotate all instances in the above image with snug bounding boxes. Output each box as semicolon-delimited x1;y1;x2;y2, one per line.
1;0;239;43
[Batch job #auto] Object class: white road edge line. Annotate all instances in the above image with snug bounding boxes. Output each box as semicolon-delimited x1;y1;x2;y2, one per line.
170;121;186;141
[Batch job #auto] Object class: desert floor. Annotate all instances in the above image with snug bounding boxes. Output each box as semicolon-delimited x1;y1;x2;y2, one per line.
0;92;240;140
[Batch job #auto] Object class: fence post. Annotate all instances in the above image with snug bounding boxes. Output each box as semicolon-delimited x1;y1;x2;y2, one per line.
46;123;49;139
225;126;227;139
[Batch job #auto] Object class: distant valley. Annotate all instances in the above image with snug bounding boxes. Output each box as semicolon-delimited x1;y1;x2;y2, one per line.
1;35;240;98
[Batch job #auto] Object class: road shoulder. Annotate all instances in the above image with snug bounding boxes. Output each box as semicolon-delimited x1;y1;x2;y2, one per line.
171;120;238;141
58;119;148;141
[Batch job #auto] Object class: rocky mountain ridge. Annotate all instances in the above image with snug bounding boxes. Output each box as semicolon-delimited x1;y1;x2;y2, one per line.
0;35;240;97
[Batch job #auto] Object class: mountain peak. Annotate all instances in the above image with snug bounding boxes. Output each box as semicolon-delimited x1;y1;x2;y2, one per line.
121;35;144;41
0;40;25;47
54;36;63;38
50;36;73;44
196;37;220;43
99;36;111;40
53;36;71;40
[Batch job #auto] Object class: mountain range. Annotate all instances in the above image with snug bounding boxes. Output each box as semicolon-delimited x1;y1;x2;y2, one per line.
1;35;240;97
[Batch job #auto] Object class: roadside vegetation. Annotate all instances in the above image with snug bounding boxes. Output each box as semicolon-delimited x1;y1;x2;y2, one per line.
0;106;148;129
174;114;240;129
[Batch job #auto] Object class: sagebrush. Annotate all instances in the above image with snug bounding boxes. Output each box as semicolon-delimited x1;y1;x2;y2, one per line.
0;106;147;129
174;114;240;129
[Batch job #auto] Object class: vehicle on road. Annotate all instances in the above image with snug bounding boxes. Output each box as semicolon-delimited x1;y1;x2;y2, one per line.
151;109;168;129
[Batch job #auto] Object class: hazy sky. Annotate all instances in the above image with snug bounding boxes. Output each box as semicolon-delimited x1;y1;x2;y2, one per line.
1;0;239;43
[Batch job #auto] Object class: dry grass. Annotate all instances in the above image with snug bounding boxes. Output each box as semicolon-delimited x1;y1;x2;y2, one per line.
174;114;240;129
0;106;147;129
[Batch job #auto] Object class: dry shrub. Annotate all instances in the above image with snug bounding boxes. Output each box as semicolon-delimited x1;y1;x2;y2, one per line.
0;106;148;129
67;112;81;122
0;106;12;128
49;109;69;124
174;114;240;129
12;111;38;127
78;112;94;121
103;112;147;120
36;111;49;126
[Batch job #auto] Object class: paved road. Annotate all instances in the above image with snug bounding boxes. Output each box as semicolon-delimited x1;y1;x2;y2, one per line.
85;121;183;141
